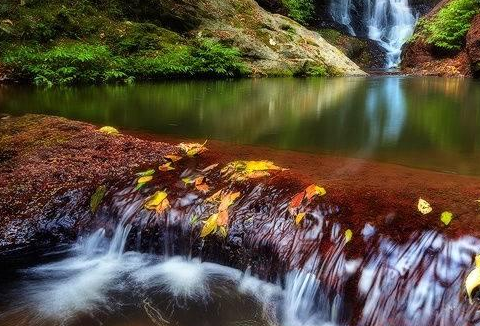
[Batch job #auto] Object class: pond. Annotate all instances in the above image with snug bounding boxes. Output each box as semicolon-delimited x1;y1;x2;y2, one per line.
2;76;480;175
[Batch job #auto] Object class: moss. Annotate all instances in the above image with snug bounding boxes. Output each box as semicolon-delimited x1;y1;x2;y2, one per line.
281;0;314;24
416;0;480;50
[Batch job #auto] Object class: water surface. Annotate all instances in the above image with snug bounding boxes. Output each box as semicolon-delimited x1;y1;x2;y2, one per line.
2;77;480;175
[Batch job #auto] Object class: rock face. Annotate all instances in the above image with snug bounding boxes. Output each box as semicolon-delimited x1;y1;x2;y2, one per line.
467;14;480;77
401;0;480;78
157;0;367;76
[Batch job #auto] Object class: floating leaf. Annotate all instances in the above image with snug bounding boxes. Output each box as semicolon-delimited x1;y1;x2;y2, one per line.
466;255;480;303
218;226;228;238
144;191;170;213
200;213;218;237
177;141;208;157
90;185;106;213
199;163;219;173
219;192;241;211
159;162;175;171
136;169;155;177
295;212;307;225
305;184;326;200
98;126;119;135
440;211;453;226
417;198;432;215
164;154;182;162
345;229;353;243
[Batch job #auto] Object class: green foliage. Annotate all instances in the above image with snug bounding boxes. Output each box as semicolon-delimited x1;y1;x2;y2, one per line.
281;0;315;24
3;43;130;86
419;0;480;50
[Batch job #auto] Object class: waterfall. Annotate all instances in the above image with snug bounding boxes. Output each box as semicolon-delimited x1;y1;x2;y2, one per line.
329;0;417;68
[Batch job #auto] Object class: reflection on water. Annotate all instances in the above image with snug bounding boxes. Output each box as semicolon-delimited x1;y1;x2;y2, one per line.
1;77;480;175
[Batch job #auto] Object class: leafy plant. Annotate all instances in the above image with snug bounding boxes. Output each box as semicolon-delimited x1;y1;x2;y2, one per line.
281;0;315;24
419;0;480;50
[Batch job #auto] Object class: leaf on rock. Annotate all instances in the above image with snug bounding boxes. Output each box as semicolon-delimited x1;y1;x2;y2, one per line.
218;226;228;238
206;190;223;203
219;192;241;211
177;141;208;157
90;185;106;213
305;184;326;200
290;191;305;209
98;126;119;135
440;211;453;226
164;154;182;162
200;213;218;238
136;169;155;177
217;210;229;226
417;198;432;215
159;162;175;171
466;255;480;304
199;163;219;173
144;191;170;213
345;229;353;243
221;160;285;181
295;212;306;225
138;176;153;184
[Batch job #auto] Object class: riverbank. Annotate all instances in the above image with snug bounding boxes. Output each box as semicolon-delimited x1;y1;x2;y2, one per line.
2;114;480;255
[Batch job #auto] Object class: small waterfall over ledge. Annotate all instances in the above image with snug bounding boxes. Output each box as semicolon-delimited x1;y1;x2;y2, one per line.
330;0;417;68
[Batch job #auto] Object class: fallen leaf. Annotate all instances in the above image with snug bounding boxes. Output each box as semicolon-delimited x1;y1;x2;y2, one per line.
418;198;432;215
98;126;119;135
144;191;170;213
136;169;155;177
305;184;326;200
195;183;210;193
245;160;281;172
218;226;228;238
440;211;453;226
206;190;222;203
182;177;194;184
90;185;106;213
245;170;271;179
200;213;218;237
177;141;208;157
466;255;480;303
345;229;353;243
199;163;219;173
164;155;182;162
295;212;306;225
219;192;241;211
159;162;175;171
290;191;305;209
221;160;284;181
138;176;153;184
217;210;229;226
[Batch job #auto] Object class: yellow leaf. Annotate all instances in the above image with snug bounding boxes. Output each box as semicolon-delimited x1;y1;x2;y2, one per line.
177;141;208;157
219;192;241;211
200;213;218;238
138;176;153;184
144;191;168;211
345;229;353;243
136;169;155;177
440;211;453;226
466;255;480;304
182;177;194;184
164;155;182;162
218;226;228;238
245;170;270;179
245;160;281;172
159;162;175;171
305;184;326;200
98;126;119;135
295;212;306;225
417;198;432;215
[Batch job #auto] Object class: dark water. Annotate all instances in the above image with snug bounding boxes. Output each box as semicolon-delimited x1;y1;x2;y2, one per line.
1;77;480;175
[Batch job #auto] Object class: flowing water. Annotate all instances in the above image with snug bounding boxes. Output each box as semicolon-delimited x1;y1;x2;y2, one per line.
329;0;417;67
2;77;480;325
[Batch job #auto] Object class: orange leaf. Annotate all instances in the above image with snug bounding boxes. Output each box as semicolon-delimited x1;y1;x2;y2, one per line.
305;184;326;200
217;210;229;226
195;183;210;193
290;191;305;209
159;162;175;171
219;192;241;211
206;190;222;203
164;155;182;162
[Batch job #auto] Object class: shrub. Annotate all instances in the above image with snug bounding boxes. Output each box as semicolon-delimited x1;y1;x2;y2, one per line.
3;43;131;86
281;0;315;24
420;0;480;50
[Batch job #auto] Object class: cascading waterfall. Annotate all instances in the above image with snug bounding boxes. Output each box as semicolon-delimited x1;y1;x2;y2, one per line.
329;0;417;68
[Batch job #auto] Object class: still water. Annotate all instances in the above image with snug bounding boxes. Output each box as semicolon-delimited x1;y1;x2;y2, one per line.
1;76;480;175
